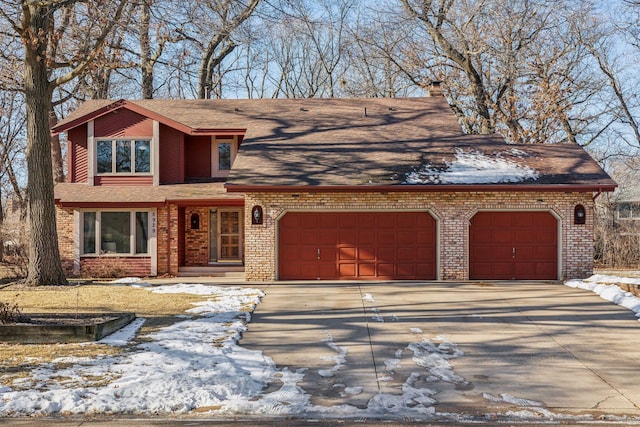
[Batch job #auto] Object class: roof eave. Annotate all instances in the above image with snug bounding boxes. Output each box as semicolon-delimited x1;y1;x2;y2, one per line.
225;183;618;193
52;100;247;137
55;201;166;208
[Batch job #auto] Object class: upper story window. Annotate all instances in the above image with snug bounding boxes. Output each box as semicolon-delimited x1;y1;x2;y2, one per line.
212;137;237;177
617;202;640;220
97;139;151;174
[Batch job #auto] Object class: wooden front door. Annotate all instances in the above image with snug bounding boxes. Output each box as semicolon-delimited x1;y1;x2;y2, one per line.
209;209;243;263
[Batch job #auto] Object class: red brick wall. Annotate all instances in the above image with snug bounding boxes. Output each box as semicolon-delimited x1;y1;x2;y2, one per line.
243;191;595;281
56;207;75;273
80;257;151;277
184;207;210;266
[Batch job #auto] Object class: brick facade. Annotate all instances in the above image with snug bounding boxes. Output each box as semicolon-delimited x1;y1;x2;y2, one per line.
184;207;210;266
56;191;595;281
242;191;595;282
57;206;157;278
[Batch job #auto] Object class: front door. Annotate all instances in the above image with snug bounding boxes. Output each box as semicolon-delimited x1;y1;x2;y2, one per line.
209;209;243;263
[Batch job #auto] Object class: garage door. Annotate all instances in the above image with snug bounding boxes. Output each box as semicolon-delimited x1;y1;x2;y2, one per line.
278;212;437;280
469;211;558;280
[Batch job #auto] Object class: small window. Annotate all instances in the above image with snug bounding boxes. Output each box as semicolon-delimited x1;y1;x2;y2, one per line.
136;212;149;254
96;139;151;174
618;202;640;220
212;138;237;177
218;143;231;171
83;212;96;254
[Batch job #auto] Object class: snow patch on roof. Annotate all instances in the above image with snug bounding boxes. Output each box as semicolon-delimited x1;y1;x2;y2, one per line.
404;148;540;185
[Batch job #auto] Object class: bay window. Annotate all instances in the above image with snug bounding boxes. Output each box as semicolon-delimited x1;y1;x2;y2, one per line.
82;211;150;255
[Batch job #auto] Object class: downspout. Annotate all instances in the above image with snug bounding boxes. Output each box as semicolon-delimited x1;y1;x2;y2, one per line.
593;189;602;201
166;203;171;274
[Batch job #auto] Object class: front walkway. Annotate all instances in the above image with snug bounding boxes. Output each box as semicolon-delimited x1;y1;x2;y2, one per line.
240;281;640;418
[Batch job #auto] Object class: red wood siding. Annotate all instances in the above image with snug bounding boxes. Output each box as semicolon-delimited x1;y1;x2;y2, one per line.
279;212;437;280
68;125;88;183
94;176;153;186
80;257;152;277
159;124;185;184
185;136;211;179
469;211;558;280
94;109;153;138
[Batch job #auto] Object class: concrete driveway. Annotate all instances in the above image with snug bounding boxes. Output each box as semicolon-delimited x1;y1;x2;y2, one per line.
240;281;640;419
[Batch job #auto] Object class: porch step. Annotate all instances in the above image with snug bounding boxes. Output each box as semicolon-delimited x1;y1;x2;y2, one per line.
178;266;245;278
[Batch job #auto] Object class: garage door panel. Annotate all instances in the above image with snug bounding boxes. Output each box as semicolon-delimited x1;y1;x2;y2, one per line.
320;215;338;228
339;230;356;244
338;263;355;276
397;231;414;244
339;247;356;260
358;263;376;277
359;230;375;244
377;231;395;245
378;247;395;260
279;211;436;280
470;211;557;280
358;246;376;260
397;247;414;259
319;230;338;245
378;263;396;276
494;231;512;243
359;215;376;228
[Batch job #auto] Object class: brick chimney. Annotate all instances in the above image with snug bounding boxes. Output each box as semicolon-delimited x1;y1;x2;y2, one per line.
427;81;443;97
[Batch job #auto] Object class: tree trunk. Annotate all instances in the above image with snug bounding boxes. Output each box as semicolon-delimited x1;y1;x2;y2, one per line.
23;5;68;286
140;0;153;99
0;199;4;263
49;109;65;183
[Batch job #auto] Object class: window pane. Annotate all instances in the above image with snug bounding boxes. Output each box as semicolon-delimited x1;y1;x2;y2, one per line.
83;212;96;254
135;140;151;173
619;203;632;219
135;212;149;254
115;140;131;172
97;141;112;173
101;212;131;253
218;143;231;170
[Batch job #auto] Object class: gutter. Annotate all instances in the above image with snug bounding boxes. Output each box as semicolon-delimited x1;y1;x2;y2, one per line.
224;183;618;194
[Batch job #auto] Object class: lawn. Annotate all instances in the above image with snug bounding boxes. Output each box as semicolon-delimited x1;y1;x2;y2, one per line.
0;283;205;386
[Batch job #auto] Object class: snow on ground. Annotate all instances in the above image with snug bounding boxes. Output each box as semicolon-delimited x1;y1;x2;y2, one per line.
404;148;540;184
565;275;640;319
1;276;639;421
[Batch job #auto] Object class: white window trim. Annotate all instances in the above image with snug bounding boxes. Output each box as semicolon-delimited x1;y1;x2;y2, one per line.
211;135;238;178
79;209;155;257
94;138;154;176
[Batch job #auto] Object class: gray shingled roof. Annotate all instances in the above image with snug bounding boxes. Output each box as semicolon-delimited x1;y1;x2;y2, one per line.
54;97;616;192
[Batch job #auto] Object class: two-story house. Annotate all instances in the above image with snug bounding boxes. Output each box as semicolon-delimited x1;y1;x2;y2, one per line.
52;95;616;281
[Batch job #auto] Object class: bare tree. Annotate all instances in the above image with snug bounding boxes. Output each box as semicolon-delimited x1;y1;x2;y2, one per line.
0;0;126;286
396;0;603;144
173;0;260;99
